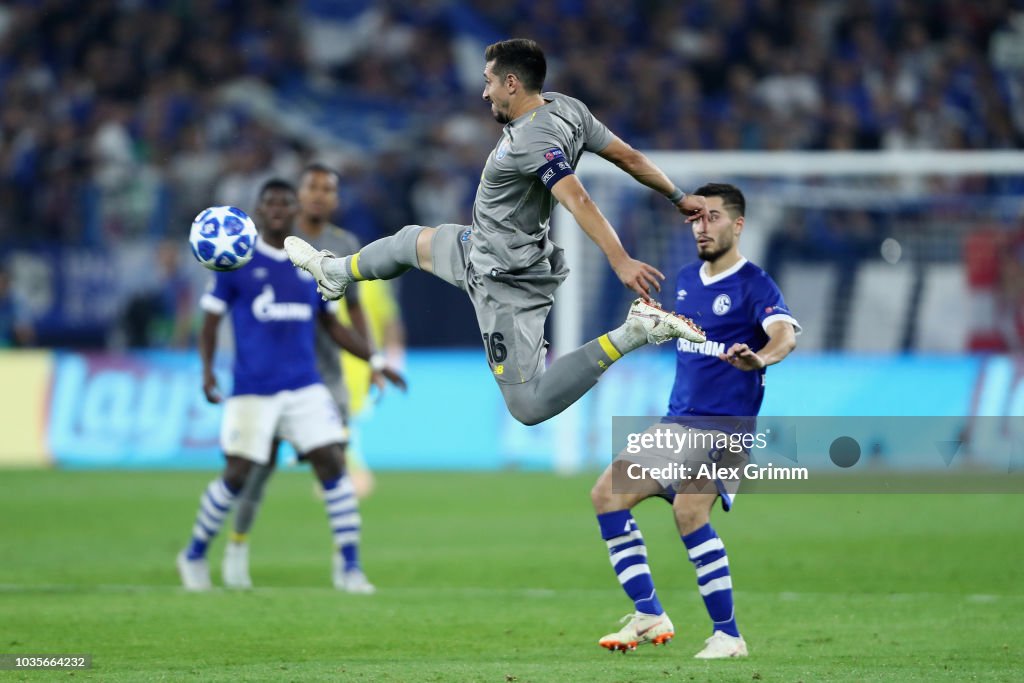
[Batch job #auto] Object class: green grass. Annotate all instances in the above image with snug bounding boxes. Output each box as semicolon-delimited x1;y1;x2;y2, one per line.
0;470;1022;682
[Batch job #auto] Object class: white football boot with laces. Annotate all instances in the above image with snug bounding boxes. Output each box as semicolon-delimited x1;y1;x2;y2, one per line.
222;541;253;590
284;235;350;300
693;631;749;659
332;553;376;594
176;551;212;592
626;299;706;345
598;612;675;652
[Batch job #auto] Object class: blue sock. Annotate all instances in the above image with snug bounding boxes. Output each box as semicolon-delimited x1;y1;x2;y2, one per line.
597;510;663;615
323;475;361;571
341;544;359;570
186;478;238;560
681;523;740;637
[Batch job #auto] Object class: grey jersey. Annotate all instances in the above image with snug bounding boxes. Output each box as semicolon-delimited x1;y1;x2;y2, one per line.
303;224;362;409
470;92;614;277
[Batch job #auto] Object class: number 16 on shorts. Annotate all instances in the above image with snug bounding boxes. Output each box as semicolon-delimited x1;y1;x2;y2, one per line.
483;332;507;375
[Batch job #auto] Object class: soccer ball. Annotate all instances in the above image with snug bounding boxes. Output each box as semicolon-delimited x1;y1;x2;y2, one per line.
188;206;257;271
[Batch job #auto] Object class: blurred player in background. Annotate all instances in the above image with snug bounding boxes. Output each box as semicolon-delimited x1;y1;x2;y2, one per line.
590;183;799;657
176;179;402;592
338;278;407;499
285;38;707;426
223;164;404;593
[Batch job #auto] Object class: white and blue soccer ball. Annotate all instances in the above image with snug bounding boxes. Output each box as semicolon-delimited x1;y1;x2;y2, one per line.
188;206;257;271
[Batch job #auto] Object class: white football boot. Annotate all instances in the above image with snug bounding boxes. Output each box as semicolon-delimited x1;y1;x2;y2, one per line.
332;553;376;594
598;612;675;652
284;235;350;300
222;541;253;590
176;551;212;592
693;631;748;659
626;299;706;345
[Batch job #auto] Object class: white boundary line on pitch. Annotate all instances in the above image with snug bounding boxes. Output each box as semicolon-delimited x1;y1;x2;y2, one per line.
0;584;1020;603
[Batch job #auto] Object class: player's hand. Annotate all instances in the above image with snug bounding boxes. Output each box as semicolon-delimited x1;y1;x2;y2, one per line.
613;257;664;299
676;193;708;223
718;343;765;371
371;368;408;394
202;370;222;404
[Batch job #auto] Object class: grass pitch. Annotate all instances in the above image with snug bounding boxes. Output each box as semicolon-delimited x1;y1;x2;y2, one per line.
0;470;1021;682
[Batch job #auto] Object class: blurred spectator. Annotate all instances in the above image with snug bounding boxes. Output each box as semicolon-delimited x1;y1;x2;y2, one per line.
0;263;34;348
410;162;472;228
2;0;1021;248
755;50;822;120
120;242;194;349
168;123;223;230
1;0;1022;350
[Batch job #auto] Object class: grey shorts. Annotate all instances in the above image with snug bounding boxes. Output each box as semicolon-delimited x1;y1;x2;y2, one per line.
430;223;568;385
322;381;351;426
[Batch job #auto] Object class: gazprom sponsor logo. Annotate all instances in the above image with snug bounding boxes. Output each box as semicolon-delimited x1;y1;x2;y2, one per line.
252;285;313;322
677;338;726;356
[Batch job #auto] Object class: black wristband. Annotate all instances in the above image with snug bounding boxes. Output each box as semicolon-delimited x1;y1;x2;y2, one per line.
666;187;686;203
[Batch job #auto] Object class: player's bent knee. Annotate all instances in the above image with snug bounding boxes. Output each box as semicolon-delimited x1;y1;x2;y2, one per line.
507;401;547;426
673;501;710;534
591;462;653;512
306;445;343;481
222;457;254;493
500;383;549;426
590;479;614;511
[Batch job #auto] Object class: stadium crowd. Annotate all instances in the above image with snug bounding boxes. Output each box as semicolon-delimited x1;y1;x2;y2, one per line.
0;0;1022;347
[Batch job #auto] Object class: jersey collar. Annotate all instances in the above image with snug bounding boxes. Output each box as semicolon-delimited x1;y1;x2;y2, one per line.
255;237;290;262
699;257;748;286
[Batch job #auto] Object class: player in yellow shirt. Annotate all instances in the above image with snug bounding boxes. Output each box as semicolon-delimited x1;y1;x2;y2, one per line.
338;277;406;498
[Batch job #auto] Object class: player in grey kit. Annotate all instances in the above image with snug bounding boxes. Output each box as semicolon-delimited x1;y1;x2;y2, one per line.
286;39;707;425
224;164;405;593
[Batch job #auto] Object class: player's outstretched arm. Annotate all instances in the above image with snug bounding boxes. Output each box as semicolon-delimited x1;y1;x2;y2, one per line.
596;137;707;222
198;311;222;403
719;321;797;371
319;311;407;391
550;174;664;299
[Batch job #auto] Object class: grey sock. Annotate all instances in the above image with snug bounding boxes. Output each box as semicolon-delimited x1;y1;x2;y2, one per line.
323;224;424;281
499;339;613;425
233;463;275;536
